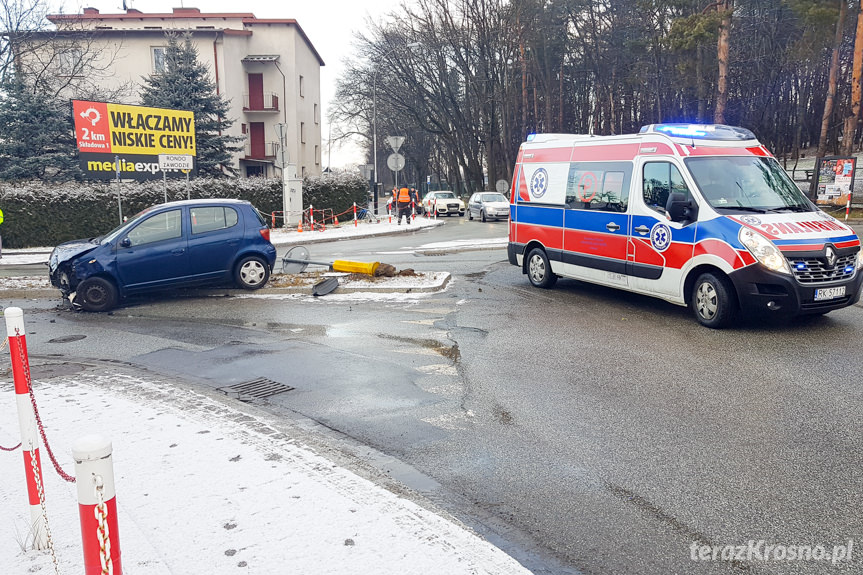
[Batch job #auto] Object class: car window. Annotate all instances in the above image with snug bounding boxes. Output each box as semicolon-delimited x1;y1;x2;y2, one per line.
126;209;182;246
643;161;691;214
482;193;507;202
191;206;239;234
437;192;456;199
565;162;631;212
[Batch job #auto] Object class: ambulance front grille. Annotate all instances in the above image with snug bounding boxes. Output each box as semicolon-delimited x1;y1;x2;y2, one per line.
787;253;857;284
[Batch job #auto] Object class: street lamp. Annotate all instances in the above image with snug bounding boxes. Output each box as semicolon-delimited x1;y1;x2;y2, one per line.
372;41;422;213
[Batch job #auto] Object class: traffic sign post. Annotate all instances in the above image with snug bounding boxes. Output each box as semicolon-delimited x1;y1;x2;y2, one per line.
387;153;406;191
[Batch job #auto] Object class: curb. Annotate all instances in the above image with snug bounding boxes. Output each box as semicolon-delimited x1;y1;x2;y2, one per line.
0;272;452;303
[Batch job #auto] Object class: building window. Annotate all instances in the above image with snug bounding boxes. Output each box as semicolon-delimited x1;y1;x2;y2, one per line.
314;103;319;124
299;75;304;97
152;46;168;74
315;145;320;166
59;47;83;76
302;166;307;177
301;122;306;144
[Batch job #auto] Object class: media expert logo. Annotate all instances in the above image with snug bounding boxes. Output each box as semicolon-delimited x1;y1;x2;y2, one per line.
73;101;196;155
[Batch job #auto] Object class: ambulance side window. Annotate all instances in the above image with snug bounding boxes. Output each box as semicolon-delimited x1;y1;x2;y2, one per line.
642;162;691;214
565;162;631;212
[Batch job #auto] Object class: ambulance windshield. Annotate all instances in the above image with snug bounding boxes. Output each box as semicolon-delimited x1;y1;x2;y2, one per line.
685;156;812;213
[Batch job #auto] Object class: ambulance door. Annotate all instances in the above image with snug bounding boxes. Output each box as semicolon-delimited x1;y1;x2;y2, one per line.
627;159;698;297
560;162;631;287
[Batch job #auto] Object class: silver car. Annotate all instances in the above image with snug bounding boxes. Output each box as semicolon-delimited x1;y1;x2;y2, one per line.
467;192;510;221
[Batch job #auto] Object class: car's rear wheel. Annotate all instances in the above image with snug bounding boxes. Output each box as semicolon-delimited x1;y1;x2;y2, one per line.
236;256;270;290
526;248;557;289
77;277;118;312
691;271;737;328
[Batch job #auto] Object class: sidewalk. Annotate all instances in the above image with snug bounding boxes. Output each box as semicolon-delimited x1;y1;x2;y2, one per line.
0;361;532;574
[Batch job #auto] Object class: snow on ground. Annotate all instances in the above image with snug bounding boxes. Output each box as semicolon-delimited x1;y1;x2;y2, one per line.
0;370;531;575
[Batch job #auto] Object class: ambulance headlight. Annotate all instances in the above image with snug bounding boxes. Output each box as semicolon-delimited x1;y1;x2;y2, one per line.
739;227;790;274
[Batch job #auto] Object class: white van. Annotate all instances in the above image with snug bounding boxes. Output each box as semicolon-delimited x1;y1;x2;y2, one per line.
507;124;863;327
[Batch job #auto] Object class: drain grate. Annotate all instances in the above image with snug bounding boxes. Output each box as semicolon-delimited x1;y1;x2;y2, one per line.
217;377;294;401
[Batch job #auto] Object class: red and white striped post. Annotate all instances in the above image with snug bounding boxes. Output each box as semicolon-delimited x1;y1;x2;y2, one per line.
73;434;122;575
309;205;316;231
4;306;48;549
353;202;357;227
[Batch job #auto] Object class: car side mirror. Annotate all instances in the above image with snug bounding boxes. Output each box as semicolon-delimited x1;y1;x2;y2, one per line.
120;237;132;248
666;192;698;225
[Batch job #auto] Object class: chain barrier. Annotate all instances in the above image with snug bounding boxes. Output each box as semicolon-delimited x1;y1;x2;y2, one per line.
94;476;113;575
30;449;61;575
14;329;76;483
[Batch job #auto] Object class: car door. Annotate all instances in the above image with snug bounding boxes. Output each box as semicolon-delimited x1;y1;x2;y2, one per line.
627;159;698;297
468;193;479;217
560;162;632;287
187;205;243;280
115;208;190;290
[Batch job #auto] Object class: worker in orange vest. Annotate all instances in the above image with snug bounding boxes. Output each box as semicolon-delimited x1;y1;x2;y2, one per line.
396;187;412;225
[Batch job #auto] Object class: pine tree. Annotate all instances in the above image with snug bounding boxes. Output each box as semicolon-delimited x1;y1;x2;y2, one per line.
140;33;241;177
0;77;82;181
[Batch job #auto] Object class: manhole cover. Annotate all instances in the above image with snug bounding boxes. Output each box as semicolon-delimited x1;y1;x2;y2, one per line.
217;377;294;401
47;335;87;343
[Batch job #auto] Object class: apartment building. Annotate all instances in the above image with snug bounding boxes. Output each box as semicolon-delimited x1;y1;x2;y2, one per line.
48;7;324;178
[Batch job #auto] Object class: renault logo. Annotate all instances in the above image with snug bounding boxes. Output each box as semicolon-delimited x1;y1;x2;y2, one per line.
825;246;837;268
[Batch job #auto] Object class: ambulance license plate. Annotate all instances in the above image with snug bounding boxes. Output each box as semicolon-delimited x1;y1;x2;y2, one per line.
814;286;845;301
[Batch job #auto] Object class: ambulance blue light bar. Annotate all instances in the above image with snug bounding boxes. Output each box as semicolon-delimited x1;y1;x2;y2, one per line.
640;124;757;141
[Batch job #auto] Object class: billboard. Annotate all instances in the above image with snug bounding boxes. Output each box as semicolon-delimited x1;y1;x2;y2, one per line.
814;156;855;207
72;100;196;180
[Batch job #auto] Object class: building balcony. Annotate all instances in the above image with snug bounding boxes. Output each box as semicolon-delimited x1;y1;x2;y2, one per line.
244;140;278;160
243;93;279;112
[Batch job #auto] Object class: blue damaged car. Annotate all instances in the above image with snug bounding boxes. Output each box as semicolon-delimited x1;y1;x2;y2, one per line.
48;199;277;311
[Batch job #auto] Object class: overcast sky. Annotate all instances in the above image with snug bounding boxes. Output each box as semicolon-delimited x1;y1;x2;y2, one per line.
56;0;394;167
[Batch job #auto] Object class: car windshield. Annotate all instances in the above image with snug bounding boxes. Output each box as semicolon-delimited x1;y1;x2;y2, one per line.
481;193;507;202
684;156;813;213
99;206;158;244
435;192;456;199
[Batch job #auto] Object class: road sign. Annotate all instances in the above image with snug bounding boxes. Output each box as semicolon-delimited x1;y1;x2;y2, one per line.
158;154;194;170
387;153;405;172
495;179;509;194
386;136;405;153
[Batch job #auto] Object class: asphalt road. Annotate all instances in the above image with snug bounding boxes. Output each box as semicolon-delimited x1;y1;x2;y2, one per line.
4;216;863;575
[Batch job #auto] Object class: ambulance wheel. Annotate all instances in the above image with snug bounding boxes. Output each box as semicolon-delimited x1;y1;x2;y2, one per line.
692;272;737;329
77;277;118;312
527;248;557;289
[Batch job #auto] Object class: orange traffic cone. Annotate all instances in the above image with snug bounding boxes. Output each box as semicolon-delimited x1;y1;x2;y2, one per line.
335;216;339;226
298;221;303;233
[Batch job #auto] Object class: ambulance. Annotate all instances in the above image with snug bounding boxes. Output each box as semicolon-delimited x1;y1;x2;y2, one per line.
507;124;863;328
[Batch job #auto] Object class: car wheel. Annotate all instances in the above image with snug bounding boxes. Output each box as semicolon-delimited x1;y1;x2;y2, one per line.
691;271;737;328
468;209;473;220
481;210;487;222
526;248;557;289
77;277;118;312
236;256;270;290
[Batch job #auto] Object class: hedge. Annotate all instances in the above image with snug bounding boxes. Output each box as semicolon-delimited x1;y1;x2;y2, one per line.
0;173;368;248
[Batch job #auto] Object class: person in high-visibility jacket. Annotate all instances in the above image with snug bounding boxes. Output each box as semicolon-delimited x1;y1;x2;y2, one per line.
396;187;412;225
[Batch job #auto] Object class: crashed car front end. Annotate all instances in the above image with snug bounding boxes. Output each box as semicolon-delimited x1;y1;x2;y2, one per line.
48;240;101;299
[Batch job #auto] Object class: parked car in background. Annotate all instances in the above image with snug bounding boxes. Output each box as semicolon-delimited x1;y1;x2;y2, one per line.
422;191;465;217
48;199;277;312
467;192;510;221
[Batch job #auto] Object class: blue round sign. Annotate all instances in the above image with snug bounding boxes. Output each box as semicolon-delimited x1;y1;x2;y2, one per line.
650;223;672;252
529;168;549;199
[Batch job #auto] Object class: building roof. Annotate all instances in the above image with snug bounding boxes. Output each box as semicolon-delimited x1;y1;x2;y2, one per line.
47;7;324;66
